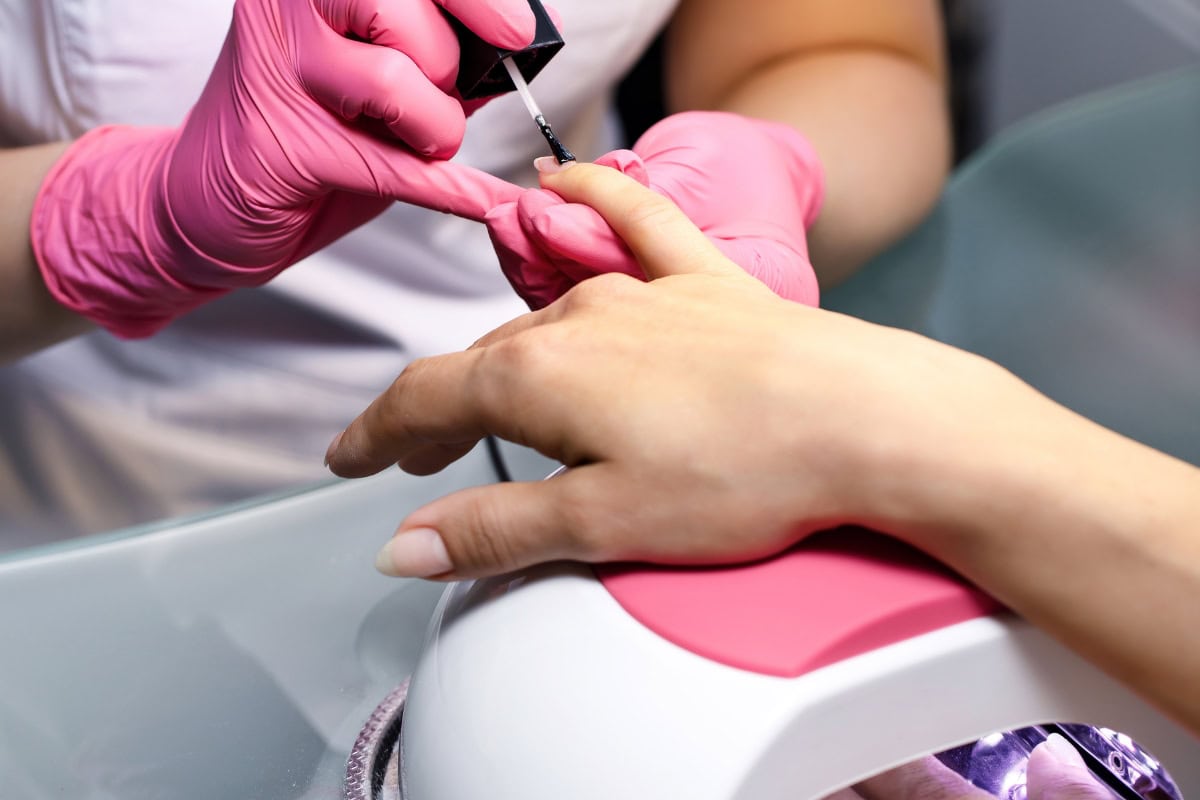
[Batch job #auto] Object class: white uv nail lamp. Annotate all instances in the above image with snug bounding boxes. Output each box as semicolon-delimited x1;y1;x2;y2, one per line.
344;527;1199;800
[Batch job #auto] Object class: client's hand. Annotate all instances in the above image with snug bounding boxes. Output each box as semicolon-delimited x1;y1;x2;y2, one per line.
32;0;530;337
325;161;1036;580
486;111;823;309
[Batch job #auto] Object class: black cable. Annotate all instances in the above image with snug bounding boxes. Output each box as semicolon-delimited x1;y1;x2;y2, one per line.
484;435;513;482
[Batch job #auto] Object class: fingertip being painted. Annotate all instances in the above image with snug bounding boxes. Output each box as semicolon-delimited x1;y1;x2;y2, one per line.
534;156;573;174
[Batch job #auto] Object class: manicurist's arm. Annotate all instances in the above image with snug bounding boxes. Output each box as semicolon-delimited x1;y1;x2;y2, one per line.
0;0;528;365
666;0;950;282
0;143;91;361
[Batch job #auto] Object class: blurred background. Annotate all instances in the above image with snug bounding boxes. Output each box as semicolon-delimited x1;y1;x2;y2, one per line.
947;0;1199;154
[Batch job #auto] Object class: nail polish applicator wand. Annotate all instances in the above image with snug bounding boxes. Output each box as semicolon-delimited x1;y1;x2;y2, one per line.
503;57;575;164
445;0;575;164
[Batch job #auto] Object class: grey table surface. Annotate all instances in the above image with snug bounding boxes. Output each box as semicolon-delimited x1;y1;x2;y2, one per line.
0;68;1197;799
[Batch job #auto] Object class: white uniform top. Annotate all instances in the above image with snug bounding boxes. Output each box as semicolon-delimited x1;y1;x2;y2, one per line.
0;0;678;544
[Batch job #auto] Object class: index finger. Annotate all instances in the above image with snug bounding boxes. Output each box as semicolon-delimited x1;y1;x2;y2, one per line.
320;133;523;220
537;162;749;282
327;349;494;478
325;326;577;478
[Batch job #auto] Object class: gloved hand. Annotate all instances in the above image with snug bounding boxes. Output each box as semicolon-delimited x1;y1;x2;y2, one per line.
485;110;825;309
31;0;534;338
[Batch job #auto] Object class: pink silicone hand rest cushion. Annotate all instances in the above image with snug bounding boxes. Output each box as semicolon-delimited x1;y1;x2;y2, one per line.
596;528;1004;677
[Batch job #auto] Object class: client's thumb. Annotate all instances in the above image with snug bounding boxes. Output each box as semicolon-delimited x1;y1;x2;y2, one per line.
374;474;601;579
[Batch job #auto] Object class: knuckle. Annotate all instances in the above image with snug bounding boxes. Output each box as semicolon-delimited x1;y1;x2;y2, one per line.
561;272;637;310
556;282;590;313
477;337;528;379
456;500;522;573
469;340;544;426
415;47;457;90
620;194;678;234
480;332;557;381
394;356;431;390
585;271;637;296
373;56;409;91
377;359;428;424
553;483;610;559
562;517;605;561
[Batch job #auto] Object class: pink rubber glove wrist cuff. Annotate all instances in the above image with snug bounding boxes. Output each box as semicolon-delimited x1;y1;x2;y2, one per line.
31;125;235;338
767;120;826;231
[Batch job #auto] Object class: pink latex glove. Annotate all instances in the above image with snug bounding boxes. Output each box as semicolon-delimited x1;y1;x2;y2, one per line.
31;0;535;338
485;110;825;309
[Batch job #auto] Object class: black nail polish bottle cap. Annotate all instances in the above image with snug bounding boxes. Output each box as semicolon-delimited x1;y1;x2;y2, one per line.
448;0;563;100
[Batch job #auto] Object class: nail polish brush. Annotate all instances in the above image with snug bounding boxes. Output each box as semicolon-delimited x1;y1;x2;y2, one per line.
502;57;575;164
444;0;574;163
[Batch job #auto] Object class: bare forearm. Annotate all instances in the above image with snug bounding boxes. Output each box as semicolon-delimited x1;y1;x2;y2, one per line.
0;143;93;362
664;0;951;285
897;387;1200;733
705;51;950;284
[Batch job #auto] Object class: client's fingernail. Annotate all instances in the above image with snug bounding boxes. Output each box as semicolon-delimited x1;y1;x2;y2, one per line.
374;527;453;578
534;156;574;174
1044;733;1085;767
324;430;344;467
